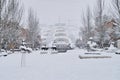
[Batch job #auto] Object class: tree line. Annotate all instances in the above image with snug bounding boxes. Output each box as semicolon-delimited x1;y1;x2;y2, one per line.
0;0;40;51
78;0;120;48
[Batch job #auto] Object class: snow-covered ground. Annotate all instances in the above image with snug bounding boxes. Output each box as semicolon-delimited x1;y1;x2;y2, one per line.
0;49;120;80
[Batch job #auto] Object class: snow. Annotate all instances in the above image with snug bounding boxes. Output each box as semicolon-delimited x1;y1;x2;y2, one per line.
108;44;117;50
26;48;32;52
19;46;27;50
0;51;8;56
0;49;120;80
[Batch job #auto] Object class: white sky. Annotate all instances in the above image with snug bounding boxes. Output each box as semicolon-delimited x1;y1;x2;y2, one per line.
21;0;97;26
21;0;111;39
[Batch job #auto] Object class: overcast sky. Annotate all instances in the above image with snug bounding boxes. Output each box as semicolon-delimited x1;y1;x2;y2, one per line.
21;0;99;26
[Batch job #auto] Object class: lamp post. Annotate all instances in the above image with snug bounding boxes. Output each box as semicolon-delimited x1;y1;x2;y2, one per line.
21;40;26;67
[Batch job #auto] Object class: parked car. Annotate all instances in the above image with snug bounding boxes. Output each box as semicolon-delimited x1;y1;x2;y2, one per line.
52;38;70;52
115;50;120;54
41;45;49;50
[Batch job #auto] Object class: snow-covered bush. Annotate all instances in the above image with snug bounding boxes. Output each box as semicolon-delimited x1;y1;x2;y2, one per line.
19;45;32;53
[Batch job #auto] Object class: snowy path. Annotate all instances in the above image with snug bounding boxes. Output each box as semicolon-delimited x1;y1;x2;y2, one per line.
0;49;120;80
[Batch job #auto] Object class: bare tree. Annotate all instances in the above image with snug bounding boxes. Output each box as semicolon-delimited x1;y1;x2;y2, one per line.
0;0;7;22
28;8;40;49
81;6;92;44
0;0;24;51
0;0;7;50
94;0;105;48
86;7;92;40
111;0;120;21
6;0;23;40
